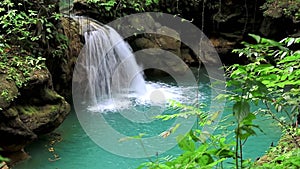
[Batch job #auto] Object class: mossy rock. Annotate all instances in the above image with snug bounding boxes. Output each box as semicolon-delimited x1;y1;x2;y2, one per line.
16;106;39;116
0;74;18;110
2;107;19;118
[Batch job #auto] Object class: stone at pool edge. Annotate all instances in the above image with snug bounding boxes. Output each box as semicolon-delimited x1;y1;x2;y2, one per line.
0;68;70;165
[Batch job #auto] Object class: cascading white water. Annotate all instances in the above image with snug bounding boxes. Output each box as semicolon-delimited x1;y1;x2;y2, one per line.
73;16;147;106
72;16;197;112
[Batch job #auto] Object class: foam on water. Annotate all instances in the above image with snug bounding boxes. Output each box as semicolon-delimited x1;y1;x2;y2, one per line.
72;16;199;114
87;81;194;112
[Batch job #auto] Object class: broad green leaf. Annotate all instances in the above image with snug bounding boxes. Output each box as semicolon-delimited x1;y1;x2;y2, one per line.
189;130;200;142
287;38;295;47
241;113;256;125
261;38;283;47
249;34;261;43
278;54;300;64
233;101;250;122
177;135;195;152
198;153;214;166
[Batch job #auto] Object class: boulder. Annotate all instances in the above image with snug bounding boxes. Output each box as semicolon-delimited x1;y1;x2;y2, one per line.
0;68;70;163
116;14;192;75
0;76;18;110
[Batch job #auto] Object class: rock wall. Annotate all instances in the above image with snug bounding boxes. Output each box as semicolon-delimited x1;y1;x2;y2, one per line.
118;14;192;75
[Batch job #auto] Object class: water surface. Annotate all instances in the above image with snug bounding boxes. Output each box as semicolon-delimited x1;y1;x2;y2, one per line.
14;75;282;169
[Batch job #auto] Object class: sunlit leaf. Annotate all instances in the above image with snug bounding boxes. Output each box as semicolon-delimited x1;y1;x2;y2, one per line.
176;135;195;152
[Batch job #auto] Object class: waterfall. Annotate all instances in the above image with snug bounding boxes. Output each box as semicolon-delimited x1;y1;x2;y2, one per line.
72;16;147;106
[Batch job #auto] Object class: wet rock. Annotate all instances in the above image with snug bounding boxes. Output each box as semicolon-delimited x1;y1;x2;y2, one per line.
0;0;70;165
181;49;195;64
156;26;181;53
259;16;298;39
0;75;18;110
209;37;237;55
46;17;83;100
72;0;108;22
132;34;187;75
71;0;299;66
0;68;70;156
1;149;29;167
111;14;191;75
120;13;157;35
64;12;193;75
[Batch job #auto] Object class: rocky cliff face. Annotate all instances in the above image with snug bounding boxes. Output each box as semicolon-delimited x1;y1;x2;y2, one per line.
0;5;83;158
115;14;193;75
46;17;83;100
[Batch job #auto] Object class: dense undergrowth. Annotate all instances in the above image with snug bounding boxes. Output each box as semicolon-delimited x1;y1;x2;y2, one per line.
0;0;68;93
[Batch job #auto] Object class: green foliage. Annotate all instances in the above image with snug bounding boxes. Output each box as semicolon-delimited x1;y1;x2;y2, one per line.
0;50;46;88
264;149;300;169
139;34;299;168
231;35;300;128
0;0;66;53
0;156;9;163
0;0;68;89
139;133;233;169
261;0;300;22
0;148;9;163
138;101;235;168
84;0;220;20
1;89;9;101
255;128;300;168
86;0;159;18
159;133;229;169
229;34;300;168
156;100;207;121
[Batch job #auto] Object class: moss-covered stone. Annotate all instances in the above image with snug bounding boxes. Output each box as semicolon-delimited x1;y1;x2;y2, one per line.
0;66;70;159
0;75;18;110
255;129;300;167
16;106;39;116
0;0;71;166
1;108;18;118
